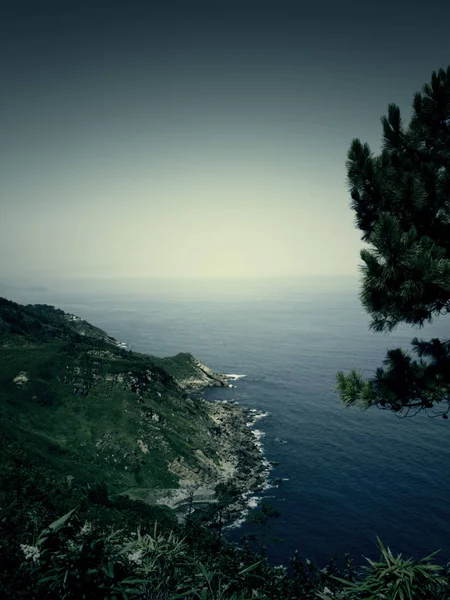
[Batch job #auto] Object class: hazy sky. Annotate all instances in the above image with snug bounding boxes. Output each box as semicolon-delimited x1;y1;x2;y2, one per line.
1;0;450;281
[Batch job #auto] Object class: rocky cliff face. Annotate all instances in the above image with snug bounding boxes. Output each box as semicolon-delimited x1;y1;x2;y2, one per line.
171;355;230;391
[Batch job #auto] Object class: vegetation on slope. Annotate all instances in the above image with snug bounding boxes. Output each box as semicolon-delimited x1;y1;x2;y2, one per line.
0;296;232;495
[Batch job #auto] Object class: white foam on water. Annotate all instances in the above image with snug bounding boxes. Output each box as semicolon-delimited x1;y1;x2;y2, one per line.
220;377;274;532
252;411;269;421
247;496;262;509
261;482;277;491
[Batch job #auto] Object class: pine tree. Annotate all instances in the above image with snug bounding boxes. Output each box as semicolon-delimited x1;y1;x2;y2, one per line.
335;66;450;418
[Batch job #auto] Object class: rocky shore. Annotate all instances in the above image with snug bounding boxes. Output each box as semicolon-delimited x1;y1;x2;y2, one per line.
152;369;271;522
173;356;233;393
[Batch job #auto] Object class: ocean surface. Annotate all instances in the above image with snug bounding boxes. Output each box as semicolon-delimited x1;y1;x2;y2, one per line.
4;276;450;568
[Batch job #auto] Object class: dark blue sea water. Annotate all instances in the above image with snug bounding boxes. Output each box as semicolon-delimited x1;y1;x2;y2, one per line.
4;277;450;568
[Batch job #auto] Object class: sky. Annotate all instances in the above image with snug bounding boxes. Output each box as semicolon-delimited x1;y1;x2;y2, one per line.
1;0;450;283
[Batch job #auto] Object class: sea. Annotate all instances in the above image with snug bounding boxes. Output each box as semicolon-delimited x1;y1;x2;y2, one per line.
3;276;450;568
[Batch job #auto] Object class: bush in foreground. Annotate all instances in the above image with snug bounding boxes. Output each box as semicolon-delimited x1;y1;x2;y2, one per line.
12;509;450;600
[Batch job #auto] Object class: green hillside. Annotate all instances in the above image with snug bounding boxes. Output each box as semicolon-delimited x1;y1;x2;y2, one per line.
0;297;236;495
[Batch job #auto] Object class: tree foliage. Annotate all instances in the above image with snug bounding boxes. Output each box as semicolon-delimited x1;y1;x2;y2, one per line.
336;65;450;417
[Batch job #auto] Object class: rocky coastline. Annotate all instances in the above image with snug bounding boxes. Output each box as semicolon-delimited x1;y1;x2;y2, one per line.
152;366;271;523
0;300;270;528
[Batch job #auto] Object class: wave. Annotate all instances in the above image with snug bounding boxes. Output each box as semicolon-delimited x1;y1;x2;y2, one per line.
250;429;266;440
225;408;273;531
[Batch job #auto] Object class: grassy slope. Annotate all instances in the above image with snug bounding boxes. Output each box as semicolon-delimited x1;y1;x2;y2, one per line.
0;297;223;496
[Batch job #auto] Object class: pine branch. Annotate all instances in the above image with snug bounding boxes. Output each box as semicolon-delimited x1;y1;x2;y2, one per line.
335;337;450;416
338;65;450;418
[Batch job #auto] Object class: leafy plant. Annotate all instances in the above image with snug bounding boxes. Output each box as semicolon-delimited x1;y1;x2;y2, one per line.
170;559;266;600
318;537;448;600
20;510;150;599
120;522;188;596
